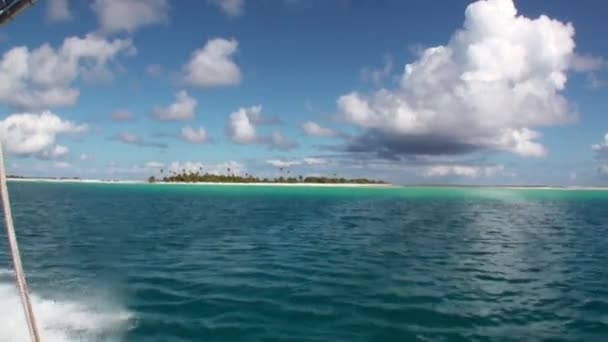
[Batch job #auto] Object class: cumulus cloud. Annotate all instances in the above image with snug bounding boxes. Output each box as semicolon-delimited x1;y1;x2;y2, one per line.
39;145;70;160
227;105;296;149
110;109;134;121
303;157;327;165
301;121;337;137
0;111;87;159
227;105;261;143
110;132;167;148
152;90;197;121
0;33;134;109
183;38;241;88
48;0;72;22
79;153;91;161
592;133;608;156
267;157;328;168
424;164;505;178
269;132;298;151
593;133;608;176
267;159;301;168
91;0;169;34
337;0;578;160
179;126;208;144
210;0;244;16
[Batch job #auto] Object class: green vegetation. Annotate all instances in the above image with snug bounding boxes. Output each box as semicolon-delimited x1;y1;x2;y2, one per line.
150;170;386;184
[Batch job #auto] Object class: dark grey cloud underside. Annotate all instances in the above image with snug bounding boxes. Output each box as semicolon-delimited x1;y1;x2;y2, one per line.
340;131;482;160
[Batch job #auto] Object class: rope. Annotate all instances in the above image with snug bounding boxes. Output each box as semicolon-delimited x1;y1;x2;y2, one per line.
0;142;41;342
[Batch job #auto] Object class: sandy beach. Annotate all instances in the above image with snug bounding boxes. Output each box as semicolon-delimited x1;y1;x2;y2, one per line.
8;178;608;190
6;177;394;187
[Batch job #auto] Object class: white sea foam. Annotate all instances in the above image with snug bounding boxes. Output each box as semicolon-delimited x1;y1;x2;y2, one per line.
0;269;134;342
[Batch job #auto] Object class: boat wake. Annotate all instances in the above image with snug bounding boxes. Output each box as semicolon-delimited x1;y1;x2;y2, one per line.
0;269;134;342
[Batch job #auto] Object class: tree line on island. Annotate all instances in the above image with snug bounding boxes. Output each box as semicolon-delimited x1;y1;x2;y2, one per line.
148;167;386;184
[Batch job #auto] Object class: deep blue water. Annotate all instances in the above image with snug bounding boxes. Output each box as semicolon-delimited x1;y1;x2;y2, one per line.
1;182;608;341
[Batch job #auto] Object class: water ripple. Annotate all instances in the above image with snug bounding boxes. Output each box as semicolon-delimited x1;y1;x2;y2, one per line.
2;183;608;341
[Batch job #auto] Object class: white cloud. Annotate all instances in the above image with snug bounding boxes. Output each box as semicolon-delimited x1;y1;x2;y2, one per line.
91;0;169;34
593;133;608;176
361;55;393;85
571;54;606;89
592;133;608;155
167;161;204;174
266;158;328;168
0;111;87;159
110;132;167;148
115;133;139;144
179;126;208;144
226;105;296;149
152;90;197;121
337;0;577;159
79;153;91;161
210;0;244;16
270;131;298;150
424;164;505;178
571;54;605;72
301;121;337;137
145;161;164;169
166;160;243;175
48;0;72;22
40;145;70;160
183;38;241;88
303;157;327;165
0;33;134;109
110;109;134;121
227;105;260;143
267;159;301;168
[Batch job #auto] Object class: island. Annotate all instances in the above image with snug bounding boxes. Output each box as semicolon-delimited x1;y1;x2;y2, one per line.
148;170;386;185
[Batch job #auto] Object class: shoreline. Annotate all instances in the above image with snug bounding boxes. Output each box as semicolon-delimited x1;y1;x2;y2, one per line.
6;178;608;190
6;178;393;188
152;181;393;187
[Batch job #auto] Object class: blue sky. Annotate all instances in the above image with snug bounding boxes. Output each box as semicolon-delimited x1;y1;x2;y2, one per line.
0;0;607;185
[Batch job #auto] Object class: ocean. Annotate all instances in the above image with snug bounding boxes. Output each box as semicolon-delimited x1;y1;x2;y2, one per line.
1;182;608;341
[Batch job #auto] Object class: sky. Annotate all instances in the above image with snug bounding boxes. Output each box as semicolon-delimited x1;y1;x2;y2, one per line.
0;0;607;185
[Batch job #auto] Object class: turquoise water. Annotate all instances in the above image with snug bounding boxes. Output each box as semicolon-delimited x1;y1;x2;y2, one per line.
1;182;608;341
